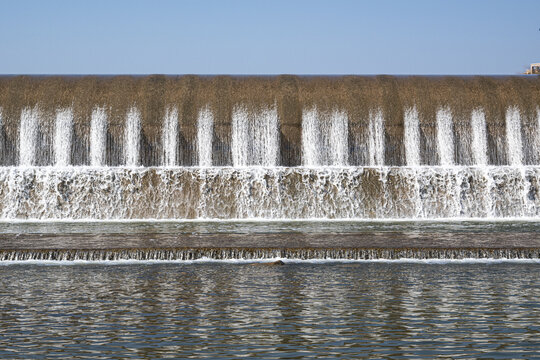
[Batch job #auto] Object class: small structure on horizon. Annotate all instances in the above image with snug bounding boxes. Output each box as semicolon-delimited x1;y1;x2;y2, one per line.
525;63;540;74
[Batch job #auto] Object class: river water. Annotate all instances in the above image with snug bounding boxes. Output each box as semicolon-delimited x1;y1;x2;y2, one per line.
1;261;540;358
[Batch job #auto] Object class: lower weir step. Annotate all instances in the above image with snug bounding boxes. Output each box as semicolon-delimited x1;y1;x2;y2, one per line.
2;247;540;261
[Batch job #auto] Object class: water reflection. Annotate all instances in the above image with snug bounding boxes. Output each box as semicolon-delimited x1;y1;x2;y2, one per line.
1;263;540;358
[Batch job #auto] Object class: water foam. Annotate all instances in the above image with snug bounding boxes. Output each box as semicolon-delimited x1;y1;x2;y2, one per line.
404;106;421;166
54;108;73;166
2;257;540;266
124;107;141;167
162;107;179;167
197;106;213;167
19;107;39;167
90;107;107;167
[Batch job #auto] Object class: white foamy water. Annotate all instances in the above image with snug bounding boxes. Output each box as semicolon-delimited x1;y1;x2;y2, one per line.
19;107;40;167
0;167;538;220
197;106;213;167
302;108;348;166
54;108;73;167
368;108;385;166
404;106;421;166
231;105;249;167
162;107;178;167
2;257;540;265
534;107;540;165
330;109;348;166
471;108;488;166
259;106;280;167
124;107;141;167
302;108;320;166
90;107;107;167
232;105;279;167
436;107;454;165
506;106;523;166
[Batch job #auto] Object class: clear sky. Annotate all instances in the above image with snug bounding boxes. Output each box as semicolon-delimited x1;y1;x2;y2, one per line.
0;0;538;75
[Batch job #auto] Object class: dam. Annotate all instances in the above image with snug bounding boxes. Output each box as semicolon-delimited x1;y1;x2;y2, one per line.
0;75;539;220
1;75;540;261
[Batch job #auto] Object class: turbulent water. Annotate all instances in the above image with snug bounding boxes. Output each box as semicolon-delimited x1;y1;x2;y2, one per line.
1;262;540;359
0;75;539;220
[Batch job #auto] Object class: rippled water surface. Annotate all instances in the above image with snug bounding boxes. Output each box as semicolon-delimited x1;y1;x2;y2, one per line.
2;219;540;235
1;262;540;358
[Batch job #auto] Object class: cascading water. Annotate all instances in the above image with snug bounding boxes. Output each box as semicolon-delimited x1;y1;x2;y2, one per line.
54;108;73;167
301;108;321;166
231;105;279;167
90;107;107;167
436;107;454;166
19;106;39;167
368;108;384;166
404;106;421;166
506;106;523;166
197;106;213;167
471;108;488;166
124;107;141;167
302;107;348;166
329;109;348;166
0;75;539;220
162;107;178;167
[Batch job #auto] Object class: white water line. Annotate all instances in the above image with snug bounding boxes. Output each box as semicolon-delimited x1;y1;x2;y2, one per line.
470;108;488;166
368;108;385;166
302;107;348;166
197;106;213;167
231;105;249;167
436;106;454;166
54;108;73;167
19;107;39;166
330;109;348;166
535;107;540;165
3;258;540;265
257;106;279;167
90;107;108;167
301;108;320;166
506;106;523;166
124;107;141;167
404;106;421;166
162;107;178;167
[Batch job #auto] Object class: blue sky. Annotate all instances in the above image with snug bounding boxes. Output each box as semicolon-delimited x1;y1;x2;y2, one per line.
0;0;538;74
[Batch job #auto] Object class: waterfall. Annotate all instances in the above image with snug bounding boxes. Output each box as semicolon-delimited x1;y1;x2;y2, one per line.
404;106;421;166
54;108;73;167
302;108;320;166
506;106;523;166
258;106;279;167
536;107;540;164
197;106;213;167
1;75;540;221
0;167;537;220
19;107;39;167
231;105;279;167
368;109;385;166
436;107;454;166
329;109;348;166
231;105;249;167
124;107;141;167
162;107;178;167
302;108;348;166
90;107;107;167
471;108;488;166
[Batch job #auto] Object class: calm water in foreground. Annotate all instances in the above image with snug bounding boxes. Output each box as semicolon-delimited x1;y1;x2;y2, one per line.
1;262;540;359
